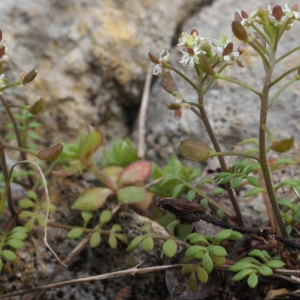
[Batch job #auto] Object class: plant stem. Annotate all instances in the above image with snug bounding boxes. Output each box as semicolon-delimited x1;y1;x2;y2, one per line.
276;45;300;64
258;32;288;238
0;140;17;217
269;65;300;87
211;151;259;161
88;164;118;192
197;87;245;227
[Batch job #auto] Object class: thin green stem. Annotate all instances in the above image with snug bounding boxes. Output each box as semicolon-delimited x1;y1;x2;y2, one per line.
211;151;259;161
268;75;299;108
214;74;261;96
0;80;22;92
276;45;300;64
0;140;17;217
88;164;118;192
248;40;270;68
258;31;288;238
251;23;271;46
270;65;300;87
197;83;245;227
166;64;198;90
2;143;37;156
204;64;227;94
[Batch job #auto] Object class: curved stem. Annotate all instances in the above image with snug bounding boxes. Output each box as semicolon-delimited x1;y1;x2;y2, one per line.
197;86;245;227
211;151;259;161
270;65;300;87
268;75;299;108
166;64;198;90
276;45;300;64
214;74;261;96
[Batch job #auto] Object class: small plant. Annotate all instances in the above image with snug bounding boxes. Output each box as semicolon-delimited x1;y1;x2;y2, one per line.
141;2;300;294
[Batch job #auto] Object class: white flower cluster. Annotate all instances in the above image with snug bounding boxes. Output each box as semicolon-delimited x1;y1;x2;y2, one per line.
239;3;300;28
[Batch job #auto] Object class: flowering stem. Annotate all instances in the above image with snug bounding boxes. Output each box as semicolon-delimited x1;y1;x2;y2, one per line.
258;33;288;238
270;65;300;87
276;45;300;64
197;82;245;227
251;23;271;46
210;151;259;161
214;74;261;96
268;75;299;108
166;64;197;90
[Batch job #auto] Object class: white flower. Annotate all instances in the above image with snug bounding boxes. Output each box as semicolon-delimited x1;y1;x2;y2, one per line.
179;45;202;67
0;42;9;62
282;3;300;19
240;10;259;26
173;92;191;120
152;48;170;76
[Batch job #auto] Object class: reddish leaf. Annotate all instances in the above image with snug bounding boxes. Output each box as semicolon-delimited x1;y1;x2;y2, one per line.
102;166;123;182
118;161;151;186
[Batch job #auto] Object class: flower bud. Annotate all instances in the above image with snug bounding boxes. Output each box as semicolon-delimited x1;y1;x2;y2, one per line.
167;102;182;110
179;139;212;162
28;98;45;115
292;3;298;12
199;40;211;52
234;11;242;23
271;137;294;153
161;71;177;94
148;51;159;64
241;10;248;18
20;68;38;84
222;42;233;56
272;5;283;21
232;21;248;41
37;143;63;161
198;53;215;76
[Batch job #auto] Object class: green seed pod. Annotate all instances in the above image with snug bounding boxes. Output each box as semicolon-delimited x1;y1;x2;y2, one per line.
179;139;212;162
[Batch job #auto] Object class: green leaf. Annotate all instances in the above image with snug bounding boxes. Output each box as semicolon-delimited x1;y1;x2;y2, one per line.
232;268;255;281
141;236;153;251
258;265;273;276
247;272;258;288
165;220;179;236
99;210;112;224
271;158;296;171
162;239;177;258
79;130;103;162
186;190;196;201
210;253;226;266
185;245;206;257
238;138;259;146
228;231;243;241
198;178;213;188
231;176;243;189
202;251;213;274
81;211;93;223
18;199;35;209
5;239;24;249
140;222;152;233
19;211;33;219
246;176;259;187
275;179;298;191
244;187;266;197
72;187;113;211
243;162;260;175
126;236;145;251
172;184;185;197
115;233;128;244
212;187;225;197
188;272;198;293
117;186;146;203
181;264;195;275
8;232;27;241
200;198;208;210
10;226;29;234
248;249;268;263
230;261;257;272
213;229;232;244
196;266;208;283
89;232;101;248
27;132;40;140
265;260;285;269
0;259;2;271
188;233;209;245
109;234;118;249
208;245;227;257
220;174;239;184
1;250;16;261
27;190;38;200
239;257;261;264
67;227;84;239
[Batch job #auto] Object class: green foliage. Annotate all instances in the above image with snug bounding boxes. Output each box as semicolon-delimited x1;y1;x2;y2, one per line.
149;156;202;197
230;249;285;288
102;138;138;167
